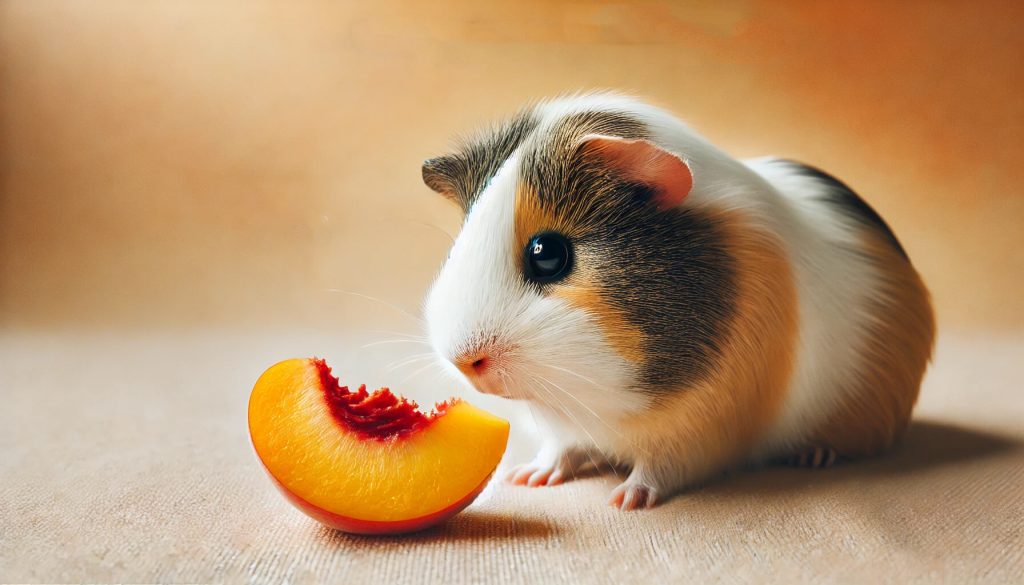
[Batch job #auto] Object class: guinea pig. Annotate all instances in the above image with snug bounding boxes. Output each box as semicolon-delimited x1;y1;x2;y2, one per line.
420;92;934;510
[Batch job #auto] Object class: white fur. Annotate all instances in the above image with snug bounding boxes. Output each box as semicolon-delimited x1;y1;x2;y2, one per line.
423;150;645;453
425;92;889;485
741;158;886;458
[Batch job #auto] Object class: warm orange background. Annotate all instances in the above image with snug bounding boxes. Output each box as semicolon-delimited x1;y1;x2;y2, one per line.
2;0;1022;333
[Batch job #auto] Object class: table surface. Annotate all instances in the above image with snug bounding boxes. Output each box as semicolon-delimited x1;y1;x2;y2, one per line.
2;330;1022;583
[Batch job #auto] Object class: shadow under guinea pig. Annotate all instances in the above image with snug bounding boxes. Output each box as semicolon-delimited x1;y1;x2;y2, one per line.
714;419;1022;497
308;420;1017;544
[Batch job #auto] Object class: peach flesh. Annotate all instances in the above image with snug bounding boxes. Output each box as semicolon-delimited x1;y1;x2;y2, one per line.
314;358;447;441
248;358;509;535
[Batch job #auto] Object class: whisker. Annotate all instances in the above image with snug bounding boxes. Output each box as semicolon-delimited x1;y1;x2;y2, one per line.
364;216;457;246
497;368;515;401
396;360;441;386
498;368;548;448
537;369;651;458
325;289;425;325
383;353;435;374
363;329;429;341
379;349;434;369
539;362;600;388
521;370;612;474
360;339;431;349
513;370;565;448
404;219;456;246
520;372;593;465
537;370;621;435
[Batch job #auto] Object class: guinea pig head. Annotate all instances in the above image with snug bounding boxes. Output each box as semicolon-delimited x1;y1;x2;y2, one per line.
422;122;735;425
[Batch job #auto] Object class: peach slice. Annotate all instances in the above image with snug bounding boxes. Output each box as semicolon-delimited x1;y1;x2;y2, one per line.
247;358;509;534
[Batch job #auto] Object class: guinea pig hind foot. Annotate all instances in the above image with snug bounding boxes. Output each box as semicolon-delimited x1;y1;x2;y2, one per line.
785;446;839;469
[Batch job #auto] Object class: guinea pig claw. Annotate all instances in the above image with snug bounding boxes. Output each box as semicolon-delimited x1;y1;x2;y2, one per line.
506;464;563;487
609;482;659;511
507;446;592;487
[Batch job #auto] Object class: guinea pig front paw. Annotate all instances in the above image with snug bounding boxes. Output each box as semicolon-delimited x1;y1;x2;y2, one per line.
506;463;569;487
608;481;660;511
505;444;596;487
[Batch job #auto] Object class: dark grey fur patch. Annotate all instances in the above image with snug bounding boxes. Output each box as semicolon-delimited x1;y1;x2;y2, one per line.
422;109;540;212
779;160;909;260
519;111;738;394
519;111;647;205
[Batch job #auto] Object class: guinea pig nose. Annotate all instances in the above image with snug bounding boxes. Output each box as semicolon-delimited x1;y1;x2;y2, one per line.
453;350;491;377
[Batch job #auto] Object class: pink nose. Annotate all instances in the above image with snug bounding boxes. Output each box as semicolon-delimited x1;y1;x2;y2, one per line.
453;350;491;377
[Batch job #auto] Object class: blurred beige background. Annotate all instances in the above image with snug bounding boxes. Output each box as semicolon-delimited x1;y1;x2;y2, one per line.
2;0;1023;334
2;2;1023;583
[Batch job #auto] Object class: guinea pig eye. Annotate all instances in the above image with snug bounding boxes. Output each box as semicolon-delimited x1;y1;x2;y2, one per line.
524;232;573;284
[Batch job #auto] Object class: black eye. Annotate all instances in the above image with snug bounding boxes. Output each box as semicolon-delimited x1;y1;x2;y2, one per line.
524;232;573;283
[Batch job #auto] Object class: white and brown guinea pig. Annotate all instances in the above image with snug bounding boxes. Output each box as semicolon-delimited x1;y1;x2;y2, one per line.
420;92;935;510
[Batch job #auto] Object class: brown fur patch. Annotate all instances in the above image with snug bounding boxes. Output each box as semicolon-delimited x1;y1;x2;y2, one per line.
551;272;647;364
809;229;935;457
615;209;800;482
514;186;646;363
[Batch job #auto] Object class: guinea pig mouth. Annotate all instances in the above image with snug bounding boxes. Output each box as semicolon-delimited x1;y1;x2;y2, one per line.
464;372;516;399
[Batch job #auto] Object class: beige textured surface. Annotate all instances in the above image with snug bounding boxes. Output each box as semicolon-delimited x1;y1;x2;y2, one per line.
3;1;1024;583
1;331;1022;583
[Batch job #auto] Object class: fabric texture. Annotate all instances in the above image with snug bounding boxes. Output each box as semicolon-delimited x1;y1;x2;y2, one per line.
1;331;1021;583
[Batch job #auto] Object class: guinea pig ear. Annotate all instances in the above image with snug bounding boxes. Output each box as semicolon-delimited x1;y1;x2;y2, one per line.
579;134;693;210
421;155;460;200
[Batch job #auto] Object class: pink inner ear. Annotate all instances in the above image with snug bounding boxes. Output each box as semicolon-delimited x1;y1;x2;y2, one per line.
580;135;693;210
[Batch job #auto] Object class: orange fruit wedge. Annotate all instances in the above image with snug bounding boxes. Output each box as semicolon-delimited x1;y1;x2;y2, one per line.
248;358;510;534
